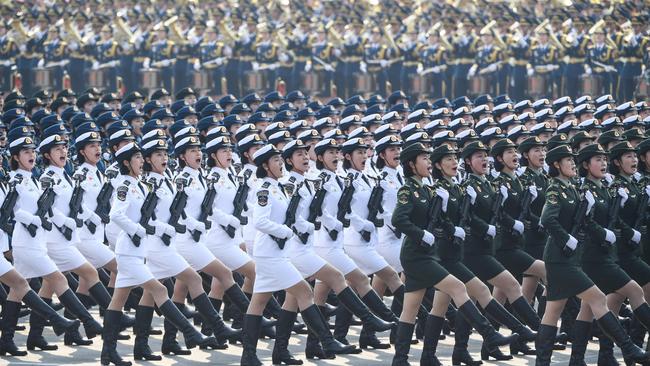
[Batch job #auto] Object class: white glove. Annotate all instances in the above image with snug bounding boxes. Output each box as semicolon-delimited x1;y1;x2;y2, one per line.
63;217;76;230
453;227;466;240
252;62;260;71
435;188;450;213
513;220;524;235
645;185;650;199
360;62;367;73
487;225;496;238
584;65;592;75
163;224;176;238
192;221;207;233
363;220;375;233
37;59;45;68
566;235;578;250
417;64;423;74
379;60;388;68
305;62;312;72
528;185;538;200
324;65;334;72
279;53;289;63
584;190;595;215
499;185;509;205
466;186;477;205
134;225;147;238
30;214;42;227
162;60;171;67
431;65;440;73
88;212;102;227
422;230;435;246
604;229;616;244
143;58;151;69
467;65;477;79
484;63;497;73
527;67;534;76
605;65;616;73
617;188;628;207
632;229;642;244
193;60;200;71
154;221;174;237
281;225;294;239
228;216;241;229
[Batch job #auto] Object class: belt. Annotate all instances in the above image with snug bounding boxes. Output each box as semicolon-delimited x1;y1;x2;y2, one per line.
342;56;362;62
403;61;419;67
625;57;642;63
455;58;474;65
593;67;607;73
510;59;529;66
134;57;146;62
567;58;585;64
295;56;309;62
177;55;189;60
239;56;255;61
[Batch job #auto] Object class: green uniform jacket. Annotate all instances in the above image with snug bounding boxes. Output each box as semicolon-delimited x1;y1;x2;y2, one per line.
493;171;524;251
434;177;464;262
612;174;643;261
580;178;618;264
520;167;548;250
464;174;497;256
638;173;650;263
541;177;581;265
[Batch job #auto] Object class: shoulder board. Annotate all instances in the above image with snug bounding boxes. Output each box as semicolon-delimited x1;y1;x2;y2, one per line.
261;181;271;189
208;171;221;182
11;173;23;184
288;176;297;184
318;172;329;181
174;174;192;187
120;179;131;187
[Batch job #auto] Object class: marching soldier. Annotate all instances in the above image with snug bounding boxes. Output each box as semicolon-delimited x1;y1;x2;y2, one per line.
363;27;390;97
0;21;18;92
530;26;560;98
619;17;649;102
561;18;590;99
197;26;229;95
452;18;478;98
507;21;531;101
469;24;504;96
254;23;280;94
147;26;175;93
40;26;68;91
309;25;337;97
93;26;120;92
419;27;448;99
586;24;617;97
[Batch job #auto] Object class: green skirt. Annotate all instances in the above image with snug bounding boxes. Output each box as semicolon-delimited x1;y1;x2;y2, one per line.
546;263;594;301
496;248;537;275
440;260;476;283
618;257;650;287
583;262;631;295
463;254;506;282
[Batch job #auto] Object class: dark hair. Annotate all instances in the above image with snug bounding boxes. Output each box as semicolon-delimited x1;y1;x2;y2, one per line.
463;157;476;175
493;158;504;172
608;157;621;175
239;149;253;164
548;163;560;177
76;151;86;165
177;152;187;168
639;152;650;174
376;153;386;169
118;159;130;175
256;165;267;178
316;158;325;170
520;153;529;167
402;160;415;177
342;157;352;170
431;164;443;179
9;154;18;171
578;161;588;177
283;157;294;171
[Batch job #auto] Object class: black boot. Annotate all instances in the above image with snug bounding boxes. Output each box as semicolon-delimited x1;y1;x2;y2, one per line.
58;289;103;338
161;304;191;356
569;320;591;366
201;298;221;336
22;291;79;336
484;299;536;342
480;343;512;361
392;321;415;366
0;301;27;356
159;300;220;350
510;296;541;331
337;287;394;333
452;313;483;366
133;306;162;361
100;310;132;366
333;305;352;344
457;301;518;351
598;337;619;366
224;285;276;331
64;308;93;346
272;310;303;365
420;315;444;366
597;311;650;365
192;293;239;345
535;324;557;366
301;304;357;355
359;325;390;349
537;295;546;319
634;304;650;333
26;297;57;351
241;314;263;366
89;283;135;330
361;290;399;323
630;315;647;347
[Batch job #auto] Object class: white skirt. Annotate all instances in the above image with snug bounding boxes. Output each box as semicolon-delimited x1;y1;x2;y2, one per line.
313;246;358;276
0;254;14;277
12;247;59;279
376;242;403;272
344;245;390;275
115;255;154;288
105;222;120;251
75;239;115;269
205;243;252;271
146;250;189;280
253;256;303;293
244;239;255;257
175;236;217;271
46;242;88;273
290;250;327;278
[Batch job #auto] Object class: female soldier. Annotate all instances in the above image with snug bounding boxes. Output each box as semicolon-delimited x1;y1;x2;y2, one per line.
4;130;102;354
103;142;219;366
598;141;650;364
240;144;355;366
490;138;548;355
536;144;649;366
391;142;518;366
429;143;536;366
572;143;650;365
461;140;544;361
311;138;400;353
274;139;394;364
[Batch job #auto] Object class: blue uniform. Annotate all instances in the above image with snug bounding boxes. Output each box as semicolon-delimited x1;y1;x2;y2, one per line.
287;35;310;91
531;43;559;98
0;34;18;91
620;34;649;101
199;40;227;94
508;36;530;100
420;44;448;98
311;41;336;96
94;40;120;91
562;33;589;99
452;35;478;98
587;43;616;96
474;44;503;96
364;41;389;96
255;41;280;93
150;39;174;91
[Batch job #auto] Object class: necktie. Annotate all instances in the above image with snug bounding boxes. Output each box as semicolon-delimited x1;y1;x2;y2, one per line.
361;174;370;187
31;176;38;187
305;180;313;195
63;172;73;186
96;170;103;183
278;183;287;197
137;182;146;196
198;174;206;189
228;173;236;185
164;178;173;192
397;173;404;185
335;176;343;189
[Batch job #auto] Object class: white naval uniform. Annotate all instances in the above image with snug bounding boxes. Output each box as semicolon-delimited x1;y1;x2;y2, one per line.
41;166;88;273
142;172;189;280
9;169;60;279
342;169;389;275
280;171;326;278
172;166;218;271
313;169;358;275
203;167;252;271
110;175;155;288
240;163;261;255
104;162;124;250
252;177;303;293
74;163;115;268
0;185;13;276
376;166;404;272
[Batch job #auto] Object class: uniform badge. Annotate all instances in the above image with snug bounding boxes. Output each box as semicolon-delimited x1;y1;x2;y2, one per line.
547;193;559;205
414;191;419;198
117;186;128;201
398;192;409;204
561;192;567;198
257;190;269;207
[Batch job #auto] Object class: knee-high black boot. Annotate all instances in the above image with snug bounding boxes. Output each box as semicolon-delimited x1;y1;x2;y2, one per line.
88;282;135;329
568;320;591;366
64;306;93;346
333;305;353;344
100;310;131;366
598;336;618;365
392;322;415;366
420;315;444;366
361;290;399;323
201;297;221;336
452;312;483;366
535;324;557;366
596;311;650;365
192;293;239;345
241;314;263;366
272;309;303;365
26;296;58;350
482;299;536;356
133;305;162;361
359;324;390;349
457;301;518;351
225;284;276;337
58;289;103;338
160;302;191;356
510;296;541;331
158;300;220;350
337;287;394;332
301;305;357;355
0;301;27;356
22;290;78;335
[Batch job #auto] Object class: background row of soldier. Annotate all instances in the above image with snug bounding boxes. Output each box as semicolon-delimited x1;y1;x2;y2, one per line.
1;1;650;102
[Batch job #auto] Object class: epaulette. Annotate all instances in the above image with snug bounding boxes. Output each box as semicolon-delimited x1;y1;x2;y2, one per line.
11;173;23;184
175;172;192;187
39;170;57;188
207;171;221;182
116;180;131;201
261;181;271;189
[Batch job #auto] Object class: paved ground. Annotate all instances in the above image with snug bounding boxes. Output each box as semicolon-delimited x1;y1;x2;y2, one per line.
4;307;626;365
